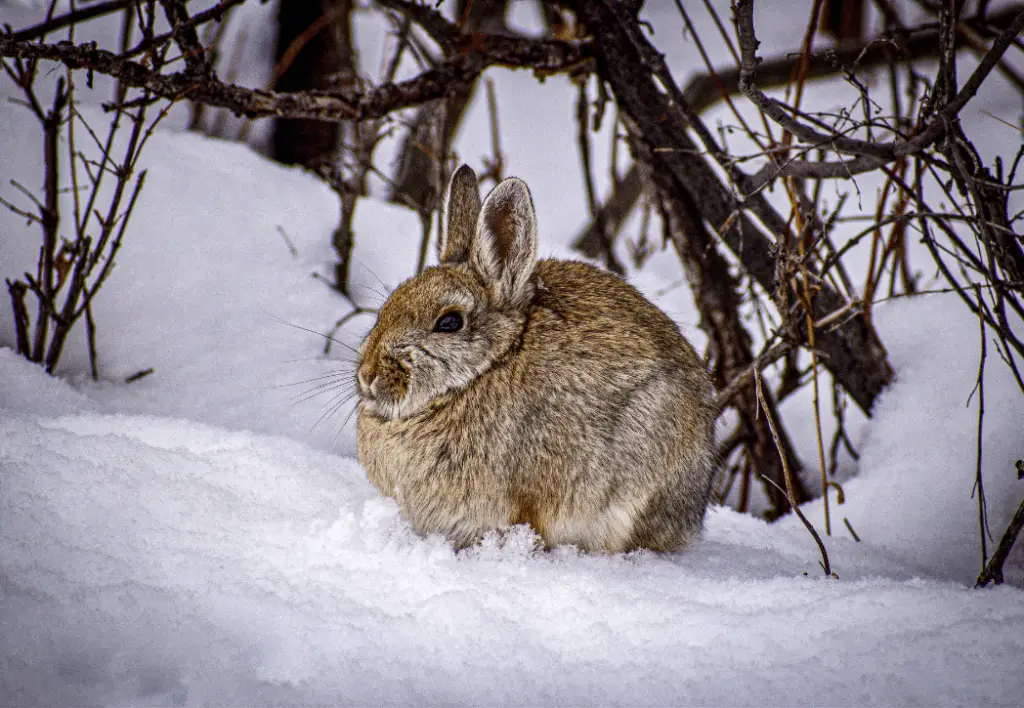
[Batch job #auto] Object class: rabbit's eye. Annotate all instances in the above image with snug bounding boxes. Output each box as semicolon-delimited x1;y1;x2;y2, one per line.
433;311;464;333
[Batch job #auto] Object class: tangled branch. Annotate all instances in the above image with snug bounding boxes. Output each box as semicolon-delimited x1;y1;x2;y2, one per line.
0;23;586;121
734;0;1024;183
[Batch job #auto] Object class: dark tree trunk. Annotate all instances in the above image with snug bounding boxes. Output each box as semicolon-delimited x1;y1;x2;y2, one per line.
821;0;865;41
273;0;354;168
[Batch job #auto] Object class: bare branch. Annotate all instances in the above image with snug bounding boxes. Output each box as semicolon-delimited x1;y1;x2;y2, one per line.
734;0;1024;174
712;341;791;417
0;33;586;122
572;5;1024;256
755;367;833;576
11;0;137;42
375;0;459;53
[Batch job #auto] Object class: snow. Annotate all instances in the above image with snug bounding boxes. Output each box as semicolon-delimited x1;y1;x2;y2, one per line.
2;1;1024;705
3;363;1024;705
788;296;1024;584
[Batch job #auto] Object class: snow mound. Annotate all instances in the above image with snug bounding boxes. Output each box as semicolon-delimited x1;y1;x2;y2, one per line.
2;356;1023;706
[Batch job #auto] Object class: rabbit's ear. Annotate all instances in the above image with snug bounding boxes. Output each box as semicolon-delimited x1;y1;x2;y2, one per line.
473;177;538;306
438;165;481;265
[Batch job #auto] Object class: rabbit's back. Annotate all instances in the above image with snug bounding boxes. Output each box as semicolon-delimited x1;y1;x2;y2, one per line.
524;259;707;389
506;259;716;551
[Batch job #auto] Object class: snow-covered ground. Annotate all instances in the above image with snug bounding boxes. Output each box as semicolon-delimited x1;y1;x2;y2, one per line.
2;1;1024;705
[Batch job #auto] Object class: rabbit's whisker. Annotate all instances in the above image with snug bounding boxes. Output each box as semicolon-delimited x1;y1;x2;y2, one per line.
275;356;358;365
291;382;356;407
354;258;395;296
262;308;362;356
270;370;356;389
331;397;361;444
309;391;358;433
348;284;389;305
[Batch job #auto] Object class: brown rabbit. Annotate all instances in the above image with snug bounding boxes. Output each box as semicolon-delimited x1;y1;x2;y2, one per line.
356;165;716;553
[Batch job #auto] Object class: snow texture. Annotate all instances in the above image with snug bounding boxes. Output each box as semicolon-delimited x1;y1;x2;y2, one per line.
3;353;1024;705
2;1;1024;705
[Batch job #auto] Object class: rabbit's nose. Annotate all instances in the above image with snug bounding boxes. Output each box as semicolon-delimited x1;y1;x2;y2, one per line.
357;370;377;399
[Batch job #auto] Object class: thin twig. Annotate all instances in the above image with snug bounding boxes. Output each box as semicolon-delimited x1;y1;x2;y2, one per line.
11;0;136;42
976;493;1024;587
734;0;1024;178
755;366;833;576
843;517;861;542
970;284;992;570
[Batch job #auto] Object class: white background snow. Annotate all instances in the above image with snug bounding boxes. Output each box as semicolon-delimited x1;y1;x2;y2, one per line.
1;1;1024;705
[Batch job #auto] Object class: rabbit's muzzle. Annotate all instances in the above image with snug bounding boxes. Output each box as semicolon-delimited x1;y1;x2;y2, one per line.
356;352;410;415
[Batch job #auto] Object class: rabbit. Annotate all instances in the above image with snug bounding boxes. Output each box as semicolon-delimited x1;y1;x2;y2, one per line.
355;164;717;553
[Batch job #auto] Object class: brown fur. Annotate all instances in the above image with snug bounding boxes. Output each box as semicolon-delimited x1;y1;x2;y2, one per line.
356;167;716;553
